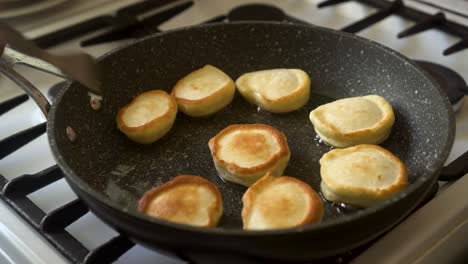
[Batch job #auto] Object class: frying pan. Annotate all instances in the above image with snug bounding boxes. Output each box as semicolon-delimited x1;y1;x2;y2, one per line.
3;22;468;262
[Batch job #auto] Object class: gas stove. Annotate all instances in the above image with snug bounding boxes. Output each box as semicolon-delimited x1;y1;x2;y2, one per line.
1;1;468;263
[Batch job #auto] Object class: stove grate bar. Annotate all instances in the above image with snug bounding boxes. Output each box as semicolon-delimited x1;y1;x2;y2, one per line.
317;0;351;8
341;0;403;33
443;38;468;56
0;174;7;189
33;16;114;49
398;12;446;38
201;15;227;24
356;0;468;55
0;167;133;264
0;122;46;160
2;165;63;198
83;235;135;264
40;199;89;232
0;177;89;263
80;0;193;47
33;0;183;49
0;94;29;116
117;0;183;17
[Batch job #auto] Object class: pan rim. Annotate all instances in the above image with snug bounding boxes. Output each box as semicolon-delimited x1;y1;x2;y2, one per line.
47;21;455;236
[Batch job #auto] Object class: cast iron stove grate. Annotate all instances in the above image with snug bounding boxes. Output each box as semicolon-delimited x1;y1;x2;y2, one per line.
41;0;468;106
32;0;468;56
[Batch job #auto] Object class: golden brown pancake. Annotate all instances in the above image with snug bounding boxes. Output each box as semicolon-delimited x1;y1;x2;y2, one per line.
235;68;310;113
320;144;408;207
309;95;395;147
171;65;235;117
116;90;178;144
242;173;323;230
208;124;290;187
138;175;223;227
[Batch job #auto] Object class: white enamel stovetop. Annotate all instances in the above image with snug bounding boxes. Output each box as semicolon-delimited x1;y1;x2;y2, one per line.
0;1;467;263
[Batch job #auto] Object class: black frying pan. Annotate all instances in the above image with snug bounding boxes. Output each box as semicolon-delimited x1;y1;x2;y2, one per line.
7;22;468;262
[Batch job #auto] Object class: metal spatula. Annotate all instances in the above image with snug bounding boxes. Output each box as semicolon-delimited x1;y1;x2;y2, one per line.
0;21;102;95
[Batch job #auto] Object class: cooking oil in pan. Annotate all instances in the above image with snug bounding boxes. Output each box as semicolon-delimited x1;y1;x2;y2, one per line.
318;191;361;215
334;202;361;214
314;134;334;150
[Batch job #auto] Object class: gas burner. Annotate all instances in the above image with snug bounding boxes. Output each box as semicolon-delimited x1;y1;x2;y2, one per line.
227;3;286;21
225;3;309;25
415;60;467;112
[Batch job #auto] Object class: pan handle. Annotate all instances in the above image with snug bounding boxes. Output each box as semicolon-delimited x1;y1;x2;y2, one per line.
439;150;468;181
0;59;51;116
2;46;71;80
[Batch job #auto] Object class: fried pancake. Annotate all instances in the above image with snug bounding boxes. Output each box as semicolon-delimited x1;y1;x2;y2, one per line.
208;124;290;187
309;95;395;147
320;144;408;207
236;68;310;113
138;175;223;227
242;173;323;230
171;65;235;117
116;90;178;144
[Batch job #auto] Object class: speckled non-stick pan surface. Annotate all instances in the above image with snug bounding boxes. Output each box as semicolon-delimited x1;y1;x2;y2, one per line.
48;22;454;260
